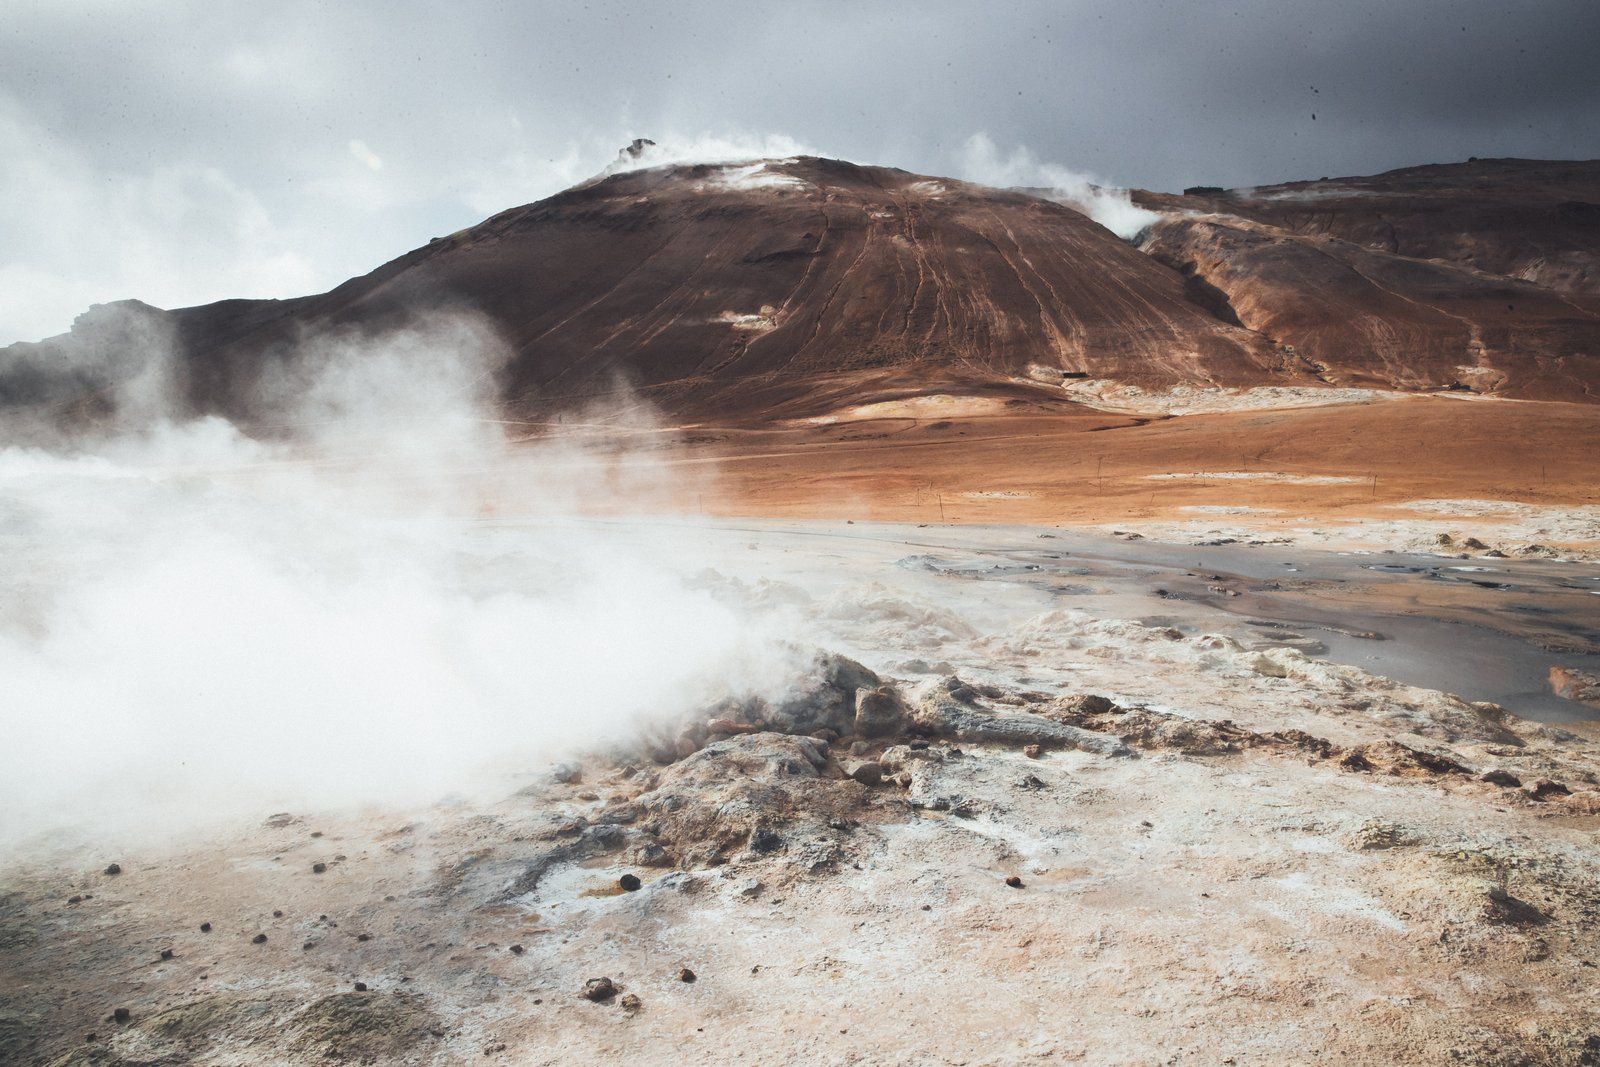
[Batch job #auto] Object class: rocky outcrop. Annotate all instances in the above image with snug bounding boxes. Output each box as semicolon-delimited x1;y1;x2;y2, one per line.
911;676;1132;756
1549;666;1600;708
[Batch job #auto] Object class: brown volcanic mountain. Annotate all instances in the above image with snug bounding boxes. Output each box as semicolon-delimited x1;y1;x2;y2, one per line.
4;154;1600;426
1136;159;1600;400
1154;157;1600;293
0;156;1290;427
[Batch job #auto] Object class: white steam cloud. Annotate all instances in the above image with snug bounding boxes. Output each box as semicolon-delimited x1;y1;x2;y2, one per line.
591;131;823;183
957;133;1161;240
0;308;802;856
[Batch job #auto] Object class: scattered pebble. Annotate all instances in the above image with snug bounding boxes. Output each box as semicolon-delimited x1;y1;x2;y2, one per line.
580;977;617;1002
1005;876;1025;889
200;922;211;932
158;949;174;961
619;993;642;1012
252;934;268;944
509;944;525;955
619;873;642;892
678;967;696;983
354;982;368;992
846;760;884;786
1527;778;1572;801
111;1008;130;1024
103;864;121;876
312;862;327;874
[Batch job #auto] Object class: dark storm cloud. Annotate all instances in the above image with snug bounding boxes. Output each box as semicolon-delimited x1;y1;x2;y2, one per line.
2;0;1597;342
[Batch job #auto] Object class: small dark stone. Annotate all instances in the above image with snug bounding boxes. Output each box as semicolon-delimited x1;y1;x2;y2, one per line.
272;910;284;918
635;842;671;867
354;982;368;992
199;922;211;932
619;873;642;892
619;992;642;1012
678;967;696;983
67;895;82;905
1005;875;1025;889
112;1008;130;1024
581;976;618;1002
509;944;525;955
846;761;883;786
251;933;268;944
356;933;371;942
312;862;327;874
104;864;122;876
159;949;174;961
1527;778;1572;801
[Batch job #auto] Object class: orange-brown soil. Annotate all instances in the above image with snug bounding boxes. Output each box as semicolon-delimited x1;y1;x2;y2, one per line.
673;395;1600;532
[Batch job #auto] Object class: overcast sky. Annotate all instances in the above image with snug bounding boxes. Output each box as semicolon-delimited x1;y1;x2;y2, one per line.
3;0;1597;344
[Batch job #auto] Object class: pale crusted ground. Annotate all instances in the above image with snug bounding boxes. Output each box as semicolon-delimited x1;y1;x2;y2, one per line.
1101;498;1600;563
4;526;1599;1066
1051;377;1412;415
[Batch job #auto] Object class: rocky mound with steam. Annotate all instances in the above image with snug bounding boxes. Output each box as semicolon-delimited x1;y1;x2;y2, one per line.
7;636;1600;1064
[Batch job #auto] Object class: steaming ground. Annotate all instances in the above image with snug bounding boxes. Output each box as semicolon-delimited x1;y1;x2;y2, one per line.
4;515;1600;1064
4;312;1600;1063
0;312;797;853
0;456;791;851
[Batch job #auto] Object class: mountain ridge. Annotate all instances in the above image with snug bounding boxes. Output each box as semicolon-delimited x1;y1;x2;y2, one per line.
5;153;1599;428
